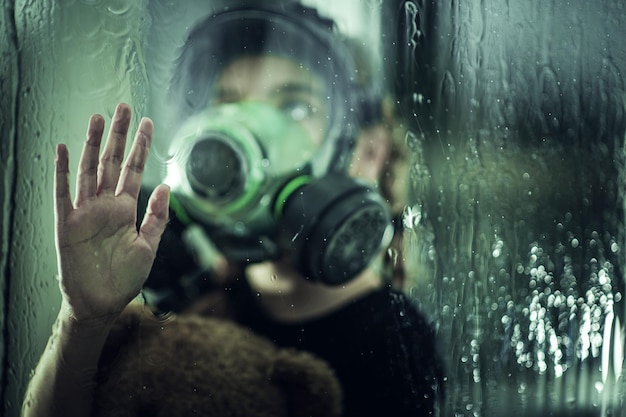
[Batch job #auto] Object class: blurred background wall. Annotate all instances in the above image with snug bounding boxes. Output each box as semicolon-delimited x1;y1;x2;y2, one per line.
1;1;625;416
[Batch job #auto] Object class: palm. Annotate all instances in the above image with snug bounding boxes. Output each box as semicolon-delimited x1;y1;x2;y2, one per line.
55;104;169;322
58;194;147;317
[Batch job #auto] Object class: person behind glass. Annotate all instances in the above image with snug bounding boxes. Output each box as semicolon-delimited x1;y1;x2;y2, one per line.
23;2;444;417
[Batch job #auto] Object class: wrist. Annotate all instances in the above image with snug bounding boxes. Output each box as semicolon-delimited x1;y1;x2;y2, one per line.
53;302;117;377
58;299;121;334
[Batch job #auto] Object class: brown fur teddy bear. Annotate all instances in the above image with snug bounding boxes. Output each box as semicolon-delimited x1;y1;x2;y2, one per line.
93;302;342;417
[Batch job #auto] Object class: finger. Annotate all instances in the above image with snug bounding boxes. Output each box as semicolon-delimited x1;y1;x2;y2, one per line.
139;184;170;254
54;144;73;223
97;103;131;194
74;114;105;206
116;117;153;199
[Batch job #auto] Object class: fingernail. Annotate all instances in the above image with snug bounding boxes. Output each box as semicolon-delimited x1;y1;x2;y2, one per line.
89;114;104;128
115;103;132;119
140;117;154;135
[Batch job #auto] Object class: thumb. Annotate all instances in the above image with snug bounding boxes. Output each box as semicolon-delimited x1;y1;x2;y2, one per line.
139;184;170;253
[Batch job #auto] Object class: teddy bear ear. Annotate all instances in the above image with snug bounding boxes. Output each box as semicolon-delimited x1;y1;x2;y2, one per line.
271;349;343;417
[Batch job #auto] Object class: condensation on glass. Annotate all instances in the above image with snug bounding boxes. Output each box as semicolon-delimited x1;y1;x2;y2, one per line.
1;1;146;415
397;1;626;416
1;1;625;417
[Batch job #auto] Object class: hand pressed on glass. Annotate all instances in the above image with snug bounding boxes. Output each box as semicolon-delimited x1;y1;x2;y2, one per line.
54;103;170;324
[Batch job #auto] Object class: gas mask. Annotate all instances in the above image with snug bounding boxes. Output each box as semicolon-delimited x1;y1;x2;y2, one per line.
164;101;393;285
141;3;393;311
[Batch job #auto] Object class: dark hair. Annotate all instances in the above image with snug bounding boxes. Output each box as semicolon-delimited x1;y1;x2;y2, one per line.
168;2;361;173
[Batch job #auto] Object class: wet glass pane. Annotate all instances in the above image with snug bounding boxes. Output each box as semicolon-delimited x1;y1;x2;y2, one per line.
3;1;145;415
395;0;626;415
3;1;626;416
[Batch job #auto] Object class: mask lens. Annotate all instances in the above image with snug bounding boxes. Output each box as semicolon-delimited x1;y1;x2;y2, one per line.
167;7;358;177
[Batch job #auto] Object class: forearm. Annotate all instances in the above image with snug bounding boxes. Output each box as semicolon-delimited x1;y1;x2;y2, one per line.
22;302;116;417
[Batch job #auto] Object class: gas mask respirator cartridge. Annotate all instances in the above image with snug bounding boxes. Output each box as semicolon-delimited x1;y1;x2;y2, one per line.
163;102;393;286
